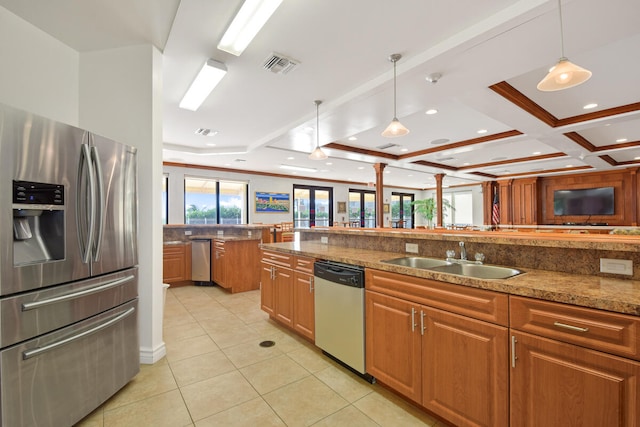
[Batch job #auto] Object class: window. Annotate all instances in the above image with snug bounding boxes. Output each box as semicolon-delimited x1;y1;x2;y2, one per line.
391;192;414;228
184;177;247;224
349;189;376;228
293;185;333;228
162;174;168;225
443;191;473;226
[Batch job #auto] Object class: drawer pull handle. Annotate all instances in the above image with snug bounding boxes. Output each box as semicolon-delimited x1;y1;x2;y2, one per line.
553;322;589;333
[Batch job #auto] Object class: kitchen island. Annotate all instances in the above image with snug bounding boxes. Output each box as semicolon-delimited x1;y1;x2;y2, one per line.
260;227;640;427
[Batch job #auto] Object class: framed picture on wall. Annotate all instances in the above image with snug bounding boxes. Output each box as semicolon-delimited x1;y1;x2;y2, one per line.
337;201;347;213
255;191;290;213
383;203;390;213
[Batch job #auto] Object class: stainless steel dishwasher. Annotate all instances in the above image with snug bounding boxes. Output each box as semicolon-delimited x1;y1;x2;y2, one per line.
314;260;374;382
191;239;211;284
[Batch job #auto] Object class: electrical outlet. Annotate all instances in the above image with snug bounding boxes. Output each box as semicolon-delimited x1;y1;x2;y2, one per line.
320;236;328;244
247;231;252;236
600;258;633;276
405;243;419;254
184;230;192;236
217;230;224;236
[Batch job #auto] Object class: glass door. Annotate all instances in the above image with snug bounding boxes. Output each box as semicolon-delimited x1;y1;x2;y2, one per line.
349;189;376;228
293;185;333;228
391;192;414;228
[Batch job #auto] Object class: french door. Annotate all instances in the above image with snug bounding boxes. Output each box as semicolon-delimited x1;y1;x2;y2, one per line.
391;192;414;228
293;185;333;228
349;189;376;228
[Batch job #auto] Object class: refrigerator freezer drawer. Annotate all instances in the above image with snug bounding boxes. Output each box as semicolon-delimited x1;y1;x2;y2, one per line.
0;298;139;427
0;268;138;348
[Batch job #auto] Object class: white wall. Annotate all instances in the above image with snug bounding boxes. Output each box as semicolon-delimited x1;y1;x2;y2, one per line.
80;45;164;364
164;165;418;226
0;7;78;123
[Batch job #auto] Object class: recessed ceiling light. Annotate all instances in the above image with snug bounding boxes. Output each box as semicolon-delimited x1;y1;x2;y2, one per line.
357;166;364;170
635;156;640;160
206;143;216;147
400;148;409;152
616;138;628;143
326;162;332;165
565;164;573;168
384;170;391;174
348;136;357;141
463;162;470;166
532;151;541;155
195;128;219;136
425;109;438;115
477;129;488;134
583;103;598;110
287;156;295;160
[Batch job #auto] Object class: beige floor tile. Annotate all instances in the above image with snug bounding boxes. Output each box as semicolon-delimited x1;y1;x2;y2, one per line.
311;405;380;427
353;390;439;427
103;360;177;411
286;345;332;373
314;365;374;403
163;311;197;329
180;370;259;421
206;323;261;349
222;338;283;368
169;349;237;387
74;406;104;427
240;354;310;394
103;389;192;427
165;334;219;362
163;320;206;344
263;376;349;427
194;397;285;427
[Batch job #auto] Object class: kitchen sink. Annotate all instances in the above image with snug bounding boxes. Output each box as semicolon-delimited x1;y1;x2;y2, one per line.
381;256;522;279
381;256;452;269
428;263;522;279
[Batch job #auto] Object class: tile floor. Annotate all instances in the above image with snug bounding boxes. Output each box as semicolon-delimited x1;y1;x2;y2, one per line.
76;285;444;426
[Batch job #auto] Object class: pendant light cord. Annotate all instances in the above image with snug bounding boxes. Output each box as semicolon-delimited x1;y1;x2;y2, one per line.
316;100;320;148
393;58;398;118
558;0;565;58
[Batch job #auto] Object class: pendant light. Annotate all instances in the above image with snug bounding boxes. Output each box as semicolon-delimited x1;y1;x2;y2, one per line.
382;54;409;137
309;100;327;160
537;0;591;91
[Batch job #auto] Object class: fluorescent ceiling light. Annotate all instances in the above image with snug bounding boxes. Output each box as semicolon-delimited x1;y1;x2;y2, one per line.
279;164;317;173
179;59;227;111
218;0;283;56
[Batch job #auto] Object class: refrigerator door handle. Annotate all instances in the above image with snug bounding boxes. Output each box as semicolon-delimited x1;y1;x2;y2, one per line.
22;306;136;360
90;143;105;261
77;142;96;264
21;274;136;311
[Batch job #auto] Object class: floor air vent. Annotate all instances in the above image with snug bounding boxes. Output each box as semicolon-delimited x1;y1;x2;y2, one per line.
263;53;299;74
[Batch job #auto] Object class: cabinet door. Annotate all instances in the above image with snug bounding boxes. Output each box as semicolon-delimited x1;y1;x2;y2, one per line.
422;306;509;427
163;246;186;283
274;267;293;327
260;263;275;316
293;271;314;341
511;331;640;427
365;290;422;402
213;249;227;288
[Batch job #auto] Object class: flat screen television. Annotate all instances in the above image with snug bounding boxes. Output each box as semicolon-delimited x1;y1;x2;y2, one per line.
553;187;614;216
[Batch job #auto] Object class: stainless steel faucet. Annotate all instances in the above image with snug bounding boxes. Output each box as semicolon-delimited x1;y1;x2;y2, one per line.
459;241;466;260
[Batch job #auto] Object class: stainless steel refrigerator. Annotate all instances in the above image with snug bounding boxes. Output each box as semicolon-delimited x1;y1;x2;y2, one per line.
0;103;139;426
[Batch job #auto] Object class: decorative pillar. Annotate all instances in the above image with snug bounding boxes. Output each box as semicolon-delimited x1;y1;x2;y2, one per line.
373;163;387;228
435;173;445;227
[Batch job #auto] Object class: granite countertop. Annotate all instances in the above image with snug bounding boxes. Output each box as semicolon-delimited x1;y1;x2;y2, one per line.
191;235;261;242
261;241;640;316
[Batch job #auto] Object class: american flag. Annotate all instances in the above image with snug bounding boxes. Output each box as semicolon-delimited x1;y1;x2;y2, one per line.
492;191;500;225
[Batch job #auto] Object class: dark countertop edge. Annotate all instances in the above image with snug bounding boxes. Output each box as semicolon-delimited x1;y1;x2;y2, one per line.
260;242;640;317
300;228;640;252
189;235;261;241
164;224;271;229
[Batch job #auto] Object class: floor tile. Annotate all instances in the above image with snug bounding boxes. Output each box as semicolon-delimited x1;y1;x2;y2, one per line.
314;365;374;403
194;397;286;427
103;360;177;411
163;320;206;343
286;345;332;373
222;338;283;368
263;376;349;426
311;405;379;427
205;323;261;349
103;389;192;427
353;390;439;427
240;354;310;394
164;334;219;362
180;370;259;421
169;349;237;387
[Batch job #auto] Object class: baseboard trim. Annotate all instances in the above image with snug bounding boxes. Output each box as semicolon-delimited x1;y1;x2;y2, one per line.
139;342;166;364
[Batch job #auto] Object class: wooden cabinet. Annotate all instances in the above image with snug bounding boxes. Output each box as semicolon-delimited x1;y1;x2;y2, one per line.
162;243;192;285
211;238;260;293
511;177;538;225
510;331;640;426
261;250;315;341
293;256;315;341
510;296;640;426
212;240;226;287
365;269;509;427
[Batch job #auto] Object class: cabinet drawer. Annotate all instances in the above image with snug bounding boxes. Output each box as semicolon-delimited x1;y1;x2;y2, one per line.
365;268;509;326
213;240;225;250
163;244;186;255
294;256;315;274
510;296;640;361
262;250;293;268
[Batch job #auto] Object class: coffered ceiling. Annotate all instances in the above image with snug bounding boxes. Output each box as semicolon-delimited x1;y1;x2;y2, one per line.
2;0;639;189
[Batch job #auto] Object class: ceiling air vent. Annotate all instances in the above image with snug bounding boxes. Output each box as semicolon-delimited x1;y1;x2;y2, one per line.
263;53;299;74
376;143;399;150
195;128;218;137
